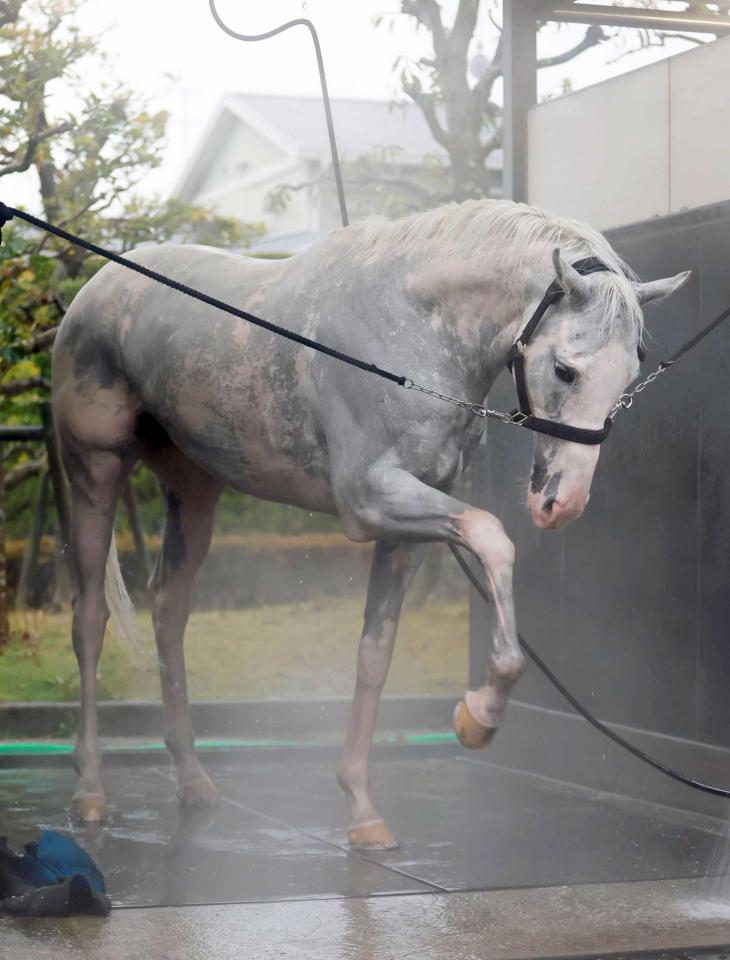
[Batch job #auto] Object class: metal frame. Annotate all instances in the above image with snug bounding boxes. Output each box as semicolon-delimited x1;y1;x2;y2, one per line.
501;0;730;207
542;3;730;35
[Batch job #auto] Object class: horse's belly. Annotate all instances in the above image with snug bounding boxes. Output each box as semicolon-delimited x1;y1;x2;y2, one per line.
224;438;337;514
159;406;337;515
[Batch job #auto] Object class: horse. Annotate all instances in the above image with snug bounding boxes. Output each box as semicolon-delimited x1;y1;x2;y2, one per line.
51;198;689;848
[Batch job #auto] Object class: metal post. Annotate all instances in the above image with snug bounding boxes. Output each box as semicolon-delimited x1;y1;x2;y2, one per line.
502;0;538;203
40;402;71;565
16;470;50;608
469;3;537;683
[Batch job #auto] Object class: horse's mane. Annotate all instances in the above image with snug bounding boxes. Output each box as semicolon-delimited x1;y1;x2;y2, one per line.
343;199;643;338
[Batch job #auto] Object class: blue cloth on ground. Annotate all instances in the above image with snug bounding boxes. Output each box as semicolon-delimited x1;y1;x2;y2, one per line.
0;829;110;916
15;829;106;894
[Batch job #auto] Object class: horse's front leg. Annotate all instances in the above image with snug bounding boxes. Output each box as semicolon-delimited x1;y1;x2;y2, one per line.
337;464;526;765
337;541;426;850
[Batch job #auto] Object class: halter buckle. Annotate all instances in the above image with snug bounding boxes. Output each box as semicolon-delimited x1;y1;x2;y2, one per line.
507;410;529;426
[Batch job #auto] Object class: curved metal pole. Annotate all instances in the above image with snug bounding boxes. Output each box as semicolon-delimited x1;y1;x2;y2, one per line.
208;0;349;227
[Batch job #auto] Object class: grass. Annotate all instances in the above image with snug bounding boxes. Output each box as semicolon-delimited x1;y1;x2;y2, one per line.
4;598;468;703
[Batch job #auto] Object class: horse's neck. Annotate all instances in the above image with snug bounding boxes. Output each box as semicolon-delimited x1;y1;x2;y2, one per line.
398;241;543;388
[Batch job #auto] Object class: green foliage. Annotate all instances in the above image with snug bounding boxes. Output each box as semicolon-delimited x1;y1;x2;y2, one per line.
0;0;266;546
0;0;260;389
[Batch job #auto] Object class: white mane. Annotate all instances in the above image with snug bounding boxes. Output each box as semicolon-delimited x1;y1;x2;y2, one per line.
345;199;643;338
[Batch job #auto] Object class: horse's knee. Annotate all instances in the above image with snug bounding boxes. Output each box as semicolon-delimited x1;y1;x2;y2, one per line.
71;593;109;661
459;509;515;571
356;634;394;689
150;583;191;637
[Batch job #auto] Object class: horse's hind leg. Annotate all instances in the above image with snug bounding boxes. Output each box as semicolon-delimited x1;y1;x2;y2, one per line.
64;448;133;822
143;444;223;807
337;541;426;850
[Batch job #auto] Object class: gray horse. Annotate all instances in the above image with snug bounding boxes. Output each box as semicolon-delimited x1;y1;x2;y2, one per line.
52;199;688;847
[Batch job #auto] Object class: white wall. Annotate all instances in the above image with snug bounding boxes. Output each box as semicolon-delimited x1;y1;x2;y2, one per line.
528;36;730;229
194;159;319;236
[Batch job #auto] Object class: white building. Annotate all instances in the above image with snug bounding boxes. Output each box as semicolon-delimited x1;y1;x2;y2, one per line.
175;93;500;253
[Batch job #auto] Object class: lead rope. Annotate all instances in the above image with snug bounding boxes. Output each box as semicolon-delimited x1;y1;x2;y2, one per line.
0;202;523;423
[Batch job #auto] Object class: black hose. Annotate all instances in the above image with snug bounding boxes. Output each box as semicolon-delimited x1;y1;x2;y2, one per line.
208;0;349;227
449;543;730;800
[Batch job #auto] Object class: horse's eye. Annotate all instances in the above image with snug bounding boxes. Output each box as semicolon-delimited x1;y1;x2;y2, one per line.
555;361;577;384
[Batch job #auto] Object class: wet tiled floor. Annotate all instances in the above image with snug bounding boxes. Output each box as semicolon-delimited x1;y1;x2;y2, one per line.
0;743;727;907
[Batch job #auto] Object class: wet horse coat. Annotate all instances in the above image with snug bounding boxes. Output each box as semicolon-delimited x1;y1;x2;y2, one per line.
52;199;689;846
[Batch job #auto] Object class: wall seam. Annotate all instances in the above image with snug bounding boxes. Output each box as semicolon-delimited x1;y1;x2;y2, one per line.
667;59;672;215
693;236;704;742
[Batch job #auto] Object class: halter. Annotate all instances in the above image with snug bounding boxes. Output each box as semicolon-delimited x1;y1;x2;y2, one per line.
504;256;642;446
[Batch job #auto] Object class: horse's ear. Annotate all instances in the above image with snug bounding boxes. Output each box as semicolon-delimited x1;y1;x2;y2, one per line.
552;248;588;301
633;270;691;306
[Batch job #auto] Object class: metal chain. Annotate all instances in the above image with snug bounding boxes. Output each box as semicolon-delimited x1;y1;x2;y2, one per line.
608;361;674;420
403;379;528;425
409;353;676;430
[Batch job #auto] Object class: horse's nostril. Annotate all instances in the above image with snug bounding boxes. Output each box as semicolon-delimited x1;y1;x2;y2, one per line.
543;497;556;514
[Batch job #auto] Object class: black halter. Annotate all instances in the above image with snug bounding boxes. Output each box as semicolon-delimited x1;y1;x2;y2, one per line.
505;257;642;446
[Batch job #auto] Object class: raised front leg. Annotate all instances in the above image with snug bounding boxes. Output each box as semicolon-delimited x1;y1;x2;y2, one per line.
337;541;425;850
336;463;525;764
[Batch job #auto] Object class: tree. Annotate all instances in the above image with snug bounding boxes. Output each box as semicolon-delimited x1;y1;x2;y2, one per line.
0;0;263;639
383;0;720;203
269;1;721;220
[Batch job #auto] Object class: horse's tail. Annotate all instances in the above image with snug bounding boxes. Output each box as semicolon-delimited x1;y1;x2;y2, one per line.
104;535;148;655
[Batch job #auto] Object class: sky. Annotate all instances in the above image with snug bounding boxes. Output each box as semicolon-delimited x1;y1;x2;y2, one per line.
9;0;704;207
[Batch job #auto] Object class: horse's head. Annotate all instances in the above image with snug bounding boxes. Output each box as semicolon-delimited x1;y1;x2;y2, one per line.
524;249;690;530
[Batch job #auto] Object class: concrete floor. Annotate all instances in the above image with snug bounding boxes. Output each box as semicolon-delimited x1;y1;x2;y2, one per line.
2;879;730;960
2;743;730;957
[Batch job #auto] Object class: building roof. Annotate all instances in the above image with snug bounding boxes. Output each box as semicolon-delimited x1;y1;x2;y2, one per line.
176;93;452;202
224;93;448;163
176;92;502;207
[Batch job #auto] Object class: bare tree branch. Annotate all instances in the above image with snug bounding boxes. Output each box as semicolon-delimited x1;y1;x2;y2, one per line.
537;25;607;70
16;326;58;354
0;0;22;29
451;0;479;58
402;77;451;149
401;0;447;59
5;458;46;490
0;377;51;396
0;121;73;178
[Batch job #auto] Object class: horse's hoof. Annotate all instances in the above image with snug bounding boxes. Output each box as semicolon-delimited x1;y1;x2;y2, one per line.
348;819;399;851
453;700;496;750
70;793;108;823
177;775;219;808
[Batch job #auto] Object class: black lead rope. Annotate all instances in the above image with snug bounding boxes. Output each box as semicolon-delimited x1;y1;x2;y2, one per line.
449;544;730;800
3;199;730;799
0;203;405;387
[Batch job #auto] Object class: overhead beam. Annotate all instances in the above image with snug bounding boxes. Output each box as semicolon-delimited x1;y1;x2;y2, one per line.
542;3;730;36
